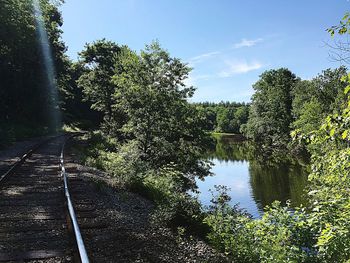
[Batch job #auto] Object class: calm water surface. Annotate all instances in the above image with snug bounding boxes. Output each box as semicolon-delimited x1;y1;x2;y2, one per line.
196;135;309;218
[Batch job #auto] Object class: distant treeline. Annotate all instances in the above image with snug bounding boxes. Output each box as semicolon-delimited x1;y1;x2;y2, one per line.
193;102;250;134
193;66;348;148
193;64;347;147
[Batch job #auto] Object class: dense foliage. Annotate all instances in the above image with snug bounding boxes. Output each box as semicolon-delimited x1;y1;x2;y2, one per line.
114;43;210;180
3;1;350;262
77;40;211;180
242;66;347;152
291;67;347;136
0;0;100;145
62;61;102;127
300;70;350;261
202;17;350;263
243;68;298;146
77;39;126;132
194;102;250;134
0;0;67;135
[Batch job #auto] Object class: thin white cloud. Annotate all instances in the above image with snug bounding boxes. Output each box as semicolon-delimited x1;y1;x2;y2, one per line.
233;38;263;49
188;37;263;65
189;51;220;63
219;60;263;77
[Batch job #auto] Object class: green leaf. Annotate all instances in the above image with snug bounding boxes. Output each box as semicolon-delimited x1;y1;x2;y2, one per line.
344;85;350;95
342;130;348;139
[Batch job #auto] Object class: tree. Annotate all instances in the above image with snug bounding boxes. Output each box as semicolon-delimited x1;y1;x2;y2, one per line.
196;105;217;131
313;67;347;113
292;97;323;135
0;0;66;128
61;61;102;127
114;42;210;183
244;68;298;146
234;105;249;133
291;67;347;136
78;39;127;133
301;81;350;261
302;17;350;261
194;102;250;133
216;108;233;133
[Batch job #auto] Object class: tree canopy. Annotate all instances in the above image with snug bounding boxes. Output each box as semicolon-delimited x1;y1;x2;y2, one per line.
0;0;67;127
243;68;298;146
194;102;250;134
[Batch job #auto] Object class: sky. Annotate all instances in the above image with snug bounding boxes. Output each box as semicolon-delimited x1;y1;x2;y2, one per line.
61;0;349;102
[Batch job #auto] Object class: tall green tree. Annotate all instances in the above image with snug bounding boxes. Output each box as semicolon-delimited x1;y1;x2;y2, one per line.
216;108;233;133
291;67;347;136
244;68;298;146
78;39;128;133
0;0;66;127
62;61;102;127
115;42;210;182
234;105;249;133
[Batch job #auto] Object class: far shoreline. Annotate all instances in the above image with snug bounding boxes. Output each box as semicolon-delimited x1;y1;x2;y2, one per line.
210;132;247;141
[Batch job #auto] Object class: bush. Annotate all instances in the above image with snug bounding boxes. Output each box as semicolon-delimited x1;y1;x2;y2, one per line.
81;132;207;232
131;165;207;232
204;186;317;263
204;186;258;262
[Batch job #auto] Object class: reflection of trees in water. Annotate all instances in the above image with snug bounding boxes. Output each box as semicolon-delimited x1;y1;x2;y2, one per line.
206;134;310;211
205;135;251;162
249;162;309;211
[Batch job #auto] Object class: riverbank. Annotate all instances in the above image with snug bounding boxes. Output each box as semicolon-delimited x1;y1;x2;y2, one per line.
66;136;230;262
211;132;245;137
68;132;320;262
211;132;246;141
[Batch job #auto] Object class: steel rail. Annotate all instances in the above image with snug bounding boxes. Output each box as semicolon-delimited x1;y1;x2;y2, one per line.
0;133;89;262
0;135;63;184
60;135;89;263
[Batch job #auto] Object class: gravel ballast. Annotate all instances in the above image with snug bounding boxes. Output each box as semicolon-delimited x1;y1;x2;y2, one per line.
65;139;230;263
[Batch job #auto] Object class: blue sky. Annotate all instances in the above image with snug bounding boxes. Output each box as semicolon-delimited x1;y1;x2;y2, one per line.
61;0;349;102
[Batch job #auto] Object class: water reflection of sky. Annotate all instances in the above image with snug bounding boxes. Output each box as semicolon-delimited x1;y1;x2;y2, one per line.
195;158;261;217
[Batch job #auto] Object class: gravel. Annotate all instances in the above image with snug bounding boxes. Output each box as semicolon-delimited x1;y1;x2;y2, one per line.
65;139;231;263
0;136;51;174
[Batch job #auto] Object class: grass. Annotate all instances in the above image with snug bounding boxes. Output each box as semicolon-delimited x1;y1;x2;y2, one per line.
210;132;246;142
211;132;239;136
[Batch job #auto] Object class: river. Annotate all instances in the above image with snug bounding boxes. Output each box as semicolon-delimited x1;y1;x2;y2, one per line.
195;134;309;218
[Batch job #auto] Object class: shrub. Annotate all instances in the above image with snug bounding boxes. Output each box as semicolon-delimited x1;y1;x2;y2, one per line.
204;186;317;263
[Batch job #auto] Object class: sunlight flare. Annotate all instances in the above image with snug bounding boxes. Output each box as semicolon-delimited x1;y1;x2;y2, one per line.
33;0;61;131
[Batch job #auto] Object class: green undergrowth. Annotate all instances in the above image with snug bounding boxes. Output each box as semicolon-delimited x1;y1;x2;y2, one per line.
72;132;317;262
72;123;350;262
204;186;317;262
73;131;209;235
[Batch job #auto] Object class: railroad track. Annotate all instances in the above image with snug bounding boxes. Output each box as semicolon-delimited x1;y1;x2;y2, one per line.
0;135;90;262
